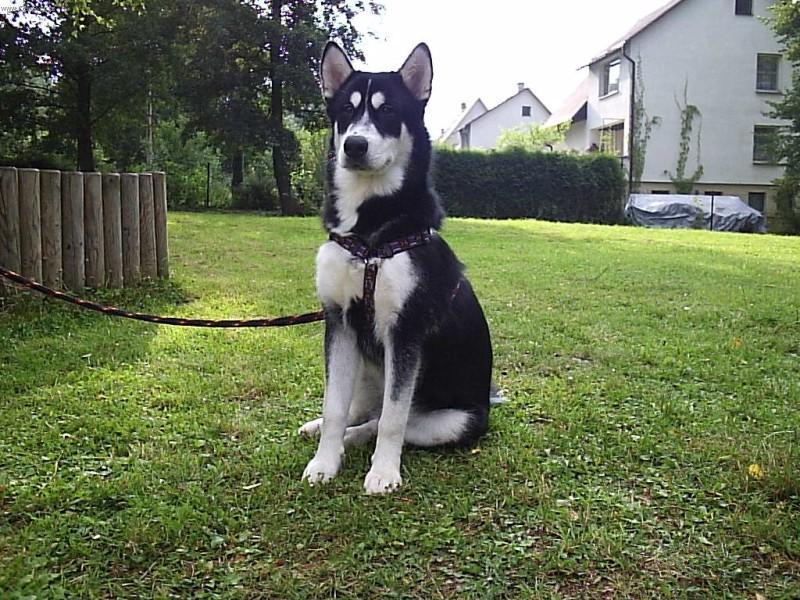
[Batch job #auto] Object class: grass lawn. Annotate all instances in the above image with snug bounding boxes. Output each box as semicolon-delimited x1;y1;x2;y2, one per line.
1;212;799;598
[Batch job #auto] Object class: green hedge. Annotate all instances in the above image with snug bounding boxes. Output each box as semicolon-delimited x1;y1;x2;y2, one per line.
433;148;626;223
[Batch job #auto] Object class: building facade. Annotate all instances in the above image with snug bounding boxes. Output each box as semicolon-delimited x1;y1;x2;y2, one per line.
439;85;551;150
550;0;791;222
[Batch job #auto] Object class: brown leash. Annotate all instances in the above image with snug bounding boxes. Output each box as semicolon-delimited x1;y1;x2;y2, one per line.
0;265;324;328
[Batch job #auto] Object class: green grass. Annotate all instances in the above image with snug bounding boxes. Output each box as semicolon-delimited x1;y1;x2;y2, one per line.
1;212;799;598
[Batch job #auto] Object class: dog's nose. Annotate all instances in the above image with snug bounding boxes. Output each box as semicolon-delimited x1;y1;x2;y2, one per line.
344;135;369;159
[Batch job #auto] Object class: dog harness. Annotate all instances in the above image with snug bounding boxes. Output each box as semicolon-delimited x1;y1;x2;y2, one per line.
329;230;434;323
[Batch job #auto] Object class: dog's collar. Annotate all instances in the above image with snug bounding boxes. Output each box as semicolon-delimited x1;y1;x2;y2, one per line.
329;230;434;323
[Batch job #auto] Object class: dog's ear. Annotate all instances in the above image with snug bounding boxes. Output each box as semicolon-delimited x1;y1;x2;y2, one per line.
321;42;354;100
399;43;433;102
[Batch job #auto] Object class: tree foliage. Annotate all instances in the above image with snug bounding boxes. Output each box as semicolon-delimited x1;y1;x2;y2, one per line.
495;122;568;153
0;0;380;213
1;1;176;170
768;0;800;233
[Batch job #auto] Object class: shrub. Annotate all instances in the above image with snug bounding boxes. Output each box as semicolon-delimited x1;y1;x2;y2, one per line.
432;148;626;223
231;180;278;211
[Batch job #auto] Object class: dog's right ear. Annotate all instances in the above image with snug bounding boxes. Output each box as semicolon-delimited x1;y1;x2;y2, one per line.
320;42;354;100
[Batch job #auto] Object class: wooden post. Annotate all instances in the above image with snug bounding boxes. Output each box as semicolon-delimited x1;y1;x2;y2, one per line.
121;173;140;286
139;173;157;279
0;167;21;294
18;168;42;282
102;173;123;288
152;171;169;278
40;170;62;289
84;172;105;287
62;172;85;290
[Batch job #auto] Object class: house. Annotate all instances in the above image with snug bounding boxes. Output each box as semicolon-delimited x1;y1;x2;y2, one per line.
439;84;551;150
548;0;792;224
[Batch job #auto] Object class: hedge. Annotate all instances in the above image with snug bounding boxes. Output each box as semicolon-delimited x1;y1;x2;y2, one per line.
432;148;626;223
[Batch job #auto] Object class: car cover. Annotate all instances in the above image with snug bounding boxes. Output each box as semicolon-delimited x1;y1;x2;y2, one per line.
625;194;767;233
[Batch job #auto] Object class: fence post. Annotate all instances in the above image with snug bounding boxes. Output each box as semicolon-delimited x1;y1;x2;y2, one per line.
62;172;85;291
139;173;157;279
121;173;140;286
40;170;62;289
152;171;169;279
0;167;21;294
83;172;105;288
18;168;42;283
102;173;123;288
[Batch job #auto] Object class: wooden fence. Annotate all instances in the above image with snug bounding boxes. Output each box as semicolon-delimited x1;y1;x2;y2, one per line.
0;168;169;293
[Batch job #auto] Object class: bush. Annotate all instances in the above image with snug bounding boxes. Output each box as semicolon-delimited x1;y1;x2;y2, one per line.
432;148;626;223
231;180;278;211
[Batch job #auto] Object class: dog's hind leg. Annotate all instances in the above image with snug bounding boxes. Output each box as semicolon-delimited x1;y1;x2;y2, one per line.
298;360;382;438
404;408;487;448
343;418;379;447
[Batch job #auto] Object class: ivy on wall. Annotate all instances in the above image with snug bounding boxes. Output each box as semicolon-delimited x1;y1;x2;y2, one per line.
668;81;704;194
631;57;661;192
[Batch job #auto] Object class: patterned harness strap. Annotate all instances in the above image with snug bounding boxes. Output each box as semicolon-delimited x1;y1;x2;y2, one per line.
329;230;433;323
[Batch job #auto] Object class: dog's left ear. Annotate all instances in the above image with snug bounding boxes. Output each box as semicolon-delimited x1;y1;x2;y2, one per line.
399;43;433;102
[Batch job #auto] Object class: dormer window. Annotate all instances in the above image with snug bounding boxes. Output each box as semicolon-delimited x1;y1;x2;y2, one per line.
735;0;752;15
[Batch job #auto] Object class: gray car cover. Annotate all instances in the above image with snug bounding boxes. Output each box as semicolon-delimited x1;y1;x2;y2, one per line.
625;194;767;233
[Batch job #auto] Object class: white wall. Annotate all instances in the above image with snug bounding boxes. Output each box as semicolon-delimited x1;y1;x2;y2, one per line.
442;101;487;148
628;0;789;187
467;89;551;150
557;120;589;152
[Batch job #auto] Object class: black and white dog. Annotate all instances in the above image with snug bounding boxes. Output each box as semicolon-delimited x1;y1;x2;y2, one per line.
299;42;493;495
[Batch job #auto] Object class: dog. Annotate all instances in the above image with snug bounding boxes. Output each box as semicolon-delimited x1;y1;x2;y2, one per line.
298;41;493;495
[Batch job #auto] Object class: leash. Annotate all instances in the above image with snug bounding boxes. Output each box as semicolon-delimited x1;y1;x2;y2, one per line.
0;265;324;328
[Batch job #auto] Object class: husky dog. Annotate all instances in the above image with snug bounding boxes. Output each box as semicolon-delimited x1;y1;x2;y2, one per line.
299;42;493;494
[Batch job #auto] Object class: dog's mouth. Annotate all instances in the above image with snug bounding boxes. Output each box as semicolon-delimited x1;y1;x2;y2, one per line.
341;155;393;173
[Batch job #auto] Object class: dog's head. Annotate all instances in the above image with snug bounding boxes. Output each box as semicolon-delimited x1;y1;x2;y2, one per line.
320;42;432;174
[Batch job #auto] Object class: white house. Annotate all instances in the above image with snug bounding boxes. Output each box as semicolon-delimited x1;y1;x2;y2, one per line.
439;84;551;150
548;0;792;223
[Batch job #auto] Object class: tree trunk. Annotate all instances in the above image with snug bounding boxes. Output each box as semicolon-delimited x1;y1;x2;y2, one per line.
76;63;96;172
231;148;244;192
269;0;301;215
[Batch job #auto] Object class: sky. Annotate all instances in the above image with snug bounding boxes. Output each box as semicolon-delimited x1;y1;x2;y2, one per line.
350;0;670;137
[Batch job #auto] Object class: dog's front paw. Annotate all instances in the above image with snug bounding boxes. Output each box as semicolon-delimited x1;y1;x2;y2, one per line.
302;455;341;485
364;465;403;495
298;417;323;438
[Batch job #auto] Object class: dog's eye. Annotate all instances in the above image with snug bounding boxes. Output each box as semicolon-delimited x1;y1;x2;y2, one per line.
342;103;355;116
379;104;395;115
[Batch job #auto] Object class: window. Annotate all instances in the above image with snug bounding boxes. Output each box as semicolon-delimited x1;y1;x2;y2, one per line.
753;126;780;163
522;105;531;117
601;60;621;97
735;0;752;15
757;54;780;92
599;123;625;156
748;192;766;212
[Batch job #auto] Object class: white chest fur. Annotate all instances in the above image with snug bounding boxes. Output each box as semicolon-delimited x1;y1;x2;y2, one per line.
316;241;418;337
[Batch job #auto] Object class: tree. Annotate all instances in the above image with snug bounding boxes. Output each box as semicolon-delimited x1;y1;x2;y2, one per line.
173;0;379;214
1;1;176;171
768;0;800;232
495;123;568;153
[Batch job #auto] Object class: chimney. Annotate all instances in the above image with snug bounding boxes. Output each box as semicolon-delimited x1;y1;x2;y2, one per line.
517;82;525;92
461;102;467;111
